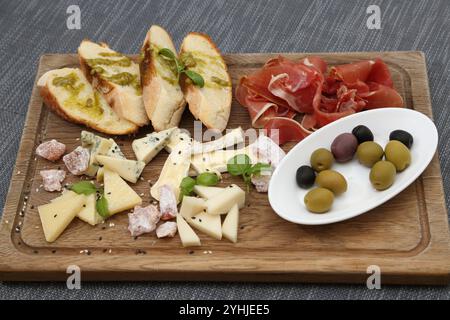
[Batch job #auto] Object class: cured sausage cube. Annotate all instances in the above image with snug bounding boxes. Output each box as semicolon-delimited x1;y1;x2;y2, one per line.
159;184;178;220
156;221;177;238
40;169;66;192
127;205;161;237
36;139;66;162
63;146;90;175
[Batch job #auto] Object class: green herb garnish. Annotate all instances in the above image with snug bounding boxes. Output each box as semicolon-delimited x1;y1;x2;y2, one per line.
158;48;205;87
196;172;220;186
227;154;271;190
95;194;109;218
69;181;110;218
68;181;97;195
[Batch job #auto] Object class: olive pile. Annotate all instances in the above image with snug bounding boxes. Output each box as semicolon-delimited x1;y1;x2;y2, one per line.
296;126;413;214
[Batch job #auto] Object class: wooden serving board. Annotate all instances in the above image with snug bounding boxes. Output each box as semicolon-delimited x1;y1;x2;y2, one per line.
0;51;449;284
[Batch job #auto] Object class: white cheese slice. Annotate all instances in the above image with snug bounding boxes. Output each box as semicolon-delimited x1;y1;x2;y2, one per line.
176;214;201;247
193;185;224;199
104;169;142;215
186;211;222;240
191;127;244;154
179;196;207;219
222;204;239;243
132;128;175;164
77;193;103;226
205;184;245;215
190;147;257;175
165;128;193;153
38;193;86;242
151;140;192;202
95;155;145;183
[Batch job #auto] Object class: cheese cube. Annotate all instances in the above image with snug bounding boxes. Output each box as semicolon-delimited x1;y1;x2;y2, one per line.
104;169;142;215
38;193;86;242
176;214;201;247
180;196;207;219
77;193;103;226
187;211;222;240
132;128;175;164
193;185;224;199
222;204;239;243
205;184;245;215
96;155;145;183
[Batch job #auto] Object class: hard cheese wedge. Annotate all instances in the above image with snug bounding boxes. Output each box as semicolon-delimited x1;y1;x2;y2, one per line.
193;185;224;199
222;204;239;243
38;193;86;242
96;155;145;184
132;127;175;164
187;211;222;240
77;193;103;226
151;140;191;202
205;184;245;215
176;214;201;247
104;169;142;215
50;190;77;203
180;196;207;219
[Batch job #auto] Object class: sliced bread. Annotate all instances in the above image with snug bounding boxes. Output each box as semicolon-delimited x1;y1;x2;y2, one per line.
78;39;149;127
140;25;186;131
37;68;138;135
179;32;232;132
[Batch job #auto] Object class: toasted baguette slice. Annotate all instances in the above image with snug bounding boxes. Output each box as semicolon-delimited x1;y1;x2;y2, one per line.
78;39;149;127
37;68;138;135
180;33;232;132
140;25;186;131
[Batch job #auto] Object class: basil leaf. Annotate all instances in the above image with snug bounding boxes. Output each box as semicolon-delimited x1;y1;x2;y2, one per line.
196;172;219;186
180;176;196;197
227;154;252;176
158;48;177;61
69;181;97;195
183;70;204;88
250;163;272;176
96;194;109;218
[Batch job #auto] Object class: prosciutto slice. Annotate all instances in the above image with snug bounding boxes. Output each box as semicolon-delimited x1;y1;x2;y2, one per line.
236;56;404;146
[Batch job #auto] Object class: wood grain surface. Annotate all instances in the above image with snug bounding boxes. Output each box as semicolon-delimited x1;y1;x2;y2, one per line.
0;51;448;284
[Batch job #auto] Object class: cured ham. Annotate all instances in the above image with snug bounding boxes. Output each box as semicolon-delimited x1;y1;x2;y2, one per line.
236;56;404;145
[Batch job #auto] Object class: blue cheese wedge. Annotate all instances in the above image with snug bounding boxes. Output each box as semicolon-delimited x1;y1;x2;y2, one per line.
81;131;113;176
187;211;222;240
222;204;239;243
95;155;145;183
176;214;201;247
151;140;192;202
38;193;86;242
103;169;142;215
132;127;175;164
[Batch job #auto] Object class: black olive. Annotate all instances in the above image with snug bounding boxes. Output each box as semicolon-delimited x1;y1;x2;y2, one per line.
389;130;413;149
352;125;374;144
296;165;316;189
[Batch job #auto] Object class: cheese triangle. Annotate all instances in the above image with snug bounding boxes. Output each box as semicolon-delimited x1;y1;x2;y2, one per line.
104;169;142;215
38;193;86;242
222;204;239;243
193;185;224;199
96;155;145;183
187;211;222;240
77;193;103;226
132;128;175;164
180;196;206;219
176;214;201;247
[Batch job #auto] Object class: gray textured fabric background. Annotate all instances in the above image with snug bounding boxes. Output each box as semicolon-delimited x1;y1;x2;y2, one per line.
0;0;449;300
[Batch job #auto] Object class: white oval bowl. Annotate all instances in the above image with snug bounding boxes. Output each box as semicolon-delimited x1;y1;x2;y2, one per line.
268;108;438;225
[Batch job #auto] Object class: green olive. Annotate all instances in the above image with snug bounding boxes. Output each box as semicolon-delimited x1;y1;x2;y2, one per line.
310;148;334;172
316;170;347;195
385;140;411;172
196;172;220;186
369;161;396;191
304;187;334;213
356;141;384;168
